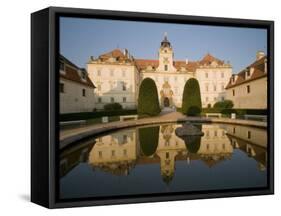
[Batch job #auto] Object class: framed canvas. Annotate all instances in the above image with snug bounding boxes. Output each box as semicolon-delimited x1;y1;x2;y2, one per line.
31;7;274;208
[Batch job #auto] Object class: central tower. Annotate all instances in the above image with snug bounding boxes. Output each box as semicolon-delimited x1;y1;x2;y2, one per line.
157;33;177;72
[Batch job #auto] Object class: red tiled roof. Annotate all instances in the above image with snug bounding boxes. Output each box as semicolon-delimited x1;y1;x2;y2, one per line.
225;56;267;89
134;59;159;70
174;60;199;72
199;53;224;66
135;59;199;72
100;49;125;59
60;55;95;88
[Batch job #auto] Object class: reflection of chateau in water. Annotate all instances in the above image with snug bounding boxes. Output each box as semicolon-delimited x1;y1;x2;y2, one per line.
225;125;267;171
68;124;266;183
88;129;138;175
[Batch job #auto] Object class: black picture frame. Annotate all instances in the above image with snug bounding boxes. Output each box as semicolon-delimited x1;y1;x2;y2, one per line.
31;6;274;208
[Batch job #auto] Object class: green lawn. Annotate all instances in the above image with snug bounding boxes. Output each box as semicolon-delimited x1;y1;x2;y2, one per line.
86;116;120;124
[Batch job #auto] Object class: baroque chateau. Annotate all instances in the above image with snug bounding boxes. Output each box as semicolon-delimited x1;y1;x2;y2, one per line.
87;34;232;111
60;34;267;113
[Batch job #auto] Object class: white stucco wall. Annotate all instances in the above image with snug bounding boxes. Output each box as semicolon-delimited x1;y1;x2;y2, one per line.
60;78;95;114
226;77;267;109
195;67;232;107
87;63;139;110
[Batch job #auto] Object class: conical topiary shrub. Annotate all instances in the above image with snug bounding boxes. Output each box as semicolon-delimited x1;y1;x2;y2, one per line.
137;78;161;116
182;78;202;116
139;126;159;156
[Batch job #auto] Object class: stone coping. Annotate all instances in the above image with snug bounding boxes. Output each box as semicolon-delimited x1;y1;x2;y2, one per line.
59;114;267;150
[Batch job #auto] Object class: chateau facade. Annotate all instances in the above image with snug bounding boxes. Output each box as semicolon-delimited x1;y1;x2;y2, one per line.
60;55;96;114
87;34;233;110
226;51;267;109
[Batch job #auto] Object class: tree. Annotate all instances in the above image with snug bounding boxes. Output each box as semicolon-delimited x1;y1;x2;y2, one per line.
137;78;161;116
104;102;123;111
139;126;159;156
213;100;234;109
181;78;202;116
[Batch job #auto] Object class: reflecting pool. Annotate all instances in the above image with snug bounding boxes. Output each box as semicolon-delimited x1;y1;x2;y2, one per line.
59;123;267;199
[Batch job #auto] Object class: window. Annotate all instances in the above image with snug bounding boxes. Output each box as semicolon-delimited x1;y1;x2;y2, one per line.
246;69;251;77
123;135;127;144
166;152;169;159
98;97;102;103
122;70;126;77
174;76;177;82
122;82;126;91
221;84;224;91
206;97;209;102
205;73;208;78
206;144;209;150
205;84;209;92
60;61;65;71
98;151;102;158
164;65;168;71
233;127;236;134
247;131;251;139
82;89;86;97
97;70;101;76
221;72;224;78
213;85;216;92
123;149;127;156
111;97;114;103
123;97;126;102
214;131;217;137
232;89;235;96
110;69;114;76
97;85;101;91
214;97;217;101
247;85;250;93
111;150;115;157
81;71;86;79
59;83;64;93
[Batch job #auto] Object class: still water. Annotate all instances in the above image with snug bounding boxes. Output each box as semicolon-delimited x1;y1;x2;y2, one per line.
60;123;267;199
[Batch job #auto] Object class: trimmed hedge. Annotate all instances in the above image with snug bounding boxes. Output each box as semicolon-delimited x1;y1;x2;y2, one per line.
60;109;137;121
104;102;123;111
182;78;202;116
202;108;267;115
213;100;234;109
137;78;161;116
139;126;159;156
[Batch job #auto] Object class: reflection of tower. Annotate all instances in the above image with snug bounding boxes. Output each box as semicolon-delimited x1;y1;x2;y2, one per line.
158;151;177;184
157;124;178;184
161;125;174;146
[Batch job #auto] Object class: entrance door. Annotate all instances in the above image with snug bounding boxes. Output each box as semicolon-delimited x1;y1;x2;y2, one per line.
164;97;170;107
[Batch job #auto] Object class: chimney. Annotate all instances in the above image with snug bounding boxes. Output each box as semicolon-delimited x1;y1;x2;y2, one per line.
256;51;265;60
185;59;189;64
124;49;128;57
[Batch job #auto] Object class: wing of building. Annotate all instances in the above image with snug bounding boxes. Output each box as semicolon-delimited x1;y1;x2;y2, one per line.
60;54;96;114
225;51;267;109
87;34;232;110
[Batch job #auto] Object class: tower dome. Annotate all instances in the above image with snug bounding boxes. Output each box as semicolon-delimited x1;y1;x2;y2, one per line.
160;32;171;48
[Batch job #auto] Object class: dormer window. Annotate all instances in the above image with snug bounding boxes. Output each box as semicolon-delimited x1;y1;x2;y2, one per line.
81;71;86;80
231;75;236;84
60;61;65;70
246;67;254;79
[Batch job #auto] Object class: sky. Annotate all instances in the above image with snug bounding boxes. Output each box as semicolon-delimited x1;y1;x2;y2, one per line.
60;17;267;73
